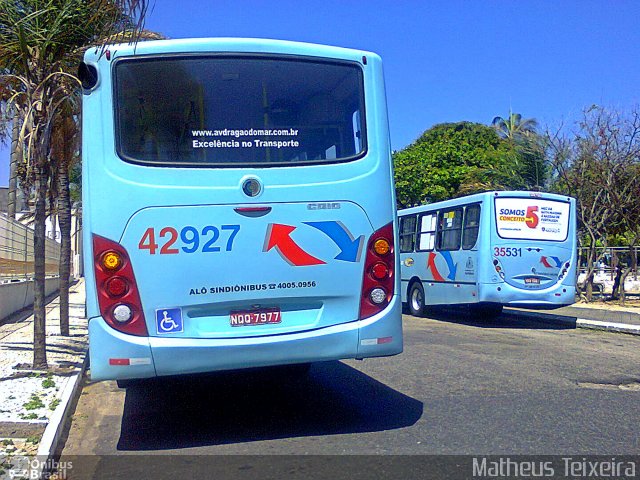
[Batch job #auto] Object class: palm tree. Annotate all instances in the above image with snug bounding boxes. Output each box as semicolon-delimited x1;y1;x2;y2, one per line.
7;107;22;218
492;111;539;141
52;29;162;338
0;0;151;369
492;111;547;190
51;100;79;337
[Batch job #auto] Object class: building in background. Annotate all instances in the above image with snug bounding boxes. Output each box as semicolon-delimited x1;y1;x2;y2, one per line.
0;187;27;214
1;187;83;279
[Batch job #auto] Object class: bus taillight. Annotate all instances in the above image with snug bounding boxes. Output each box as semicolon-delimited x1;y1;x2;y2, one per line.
100;251;122;271
360;222;395;319
493;257;506;279
558;260;571;281
371;262;389;280
105;277;129;297
93;234;148;336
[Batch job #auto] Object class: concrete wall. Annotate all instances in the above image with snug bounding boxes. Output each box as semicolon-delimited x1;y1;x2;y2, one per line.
0;277;60;322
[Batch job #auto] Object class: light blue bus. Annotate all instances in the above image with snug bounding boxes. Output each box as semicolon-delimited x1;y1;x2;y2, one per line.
398;191;577;317
80;38;402;382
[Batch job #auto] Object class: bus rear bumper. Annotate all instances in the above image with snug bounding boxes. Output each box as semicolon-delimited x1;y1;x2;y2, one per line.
478;282;576;308
89;319;156;381
88;296;402;381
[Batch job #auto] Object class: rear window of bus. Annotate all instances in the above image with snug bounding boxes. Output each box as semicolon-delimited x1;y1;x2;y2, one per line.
113;55;367;167
494;197;570;242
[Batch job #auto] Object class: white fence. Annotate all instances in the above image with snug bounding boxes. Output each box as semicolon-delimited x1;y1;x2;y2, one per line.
578;246;640;294
0;277;61;322
0;213;60;281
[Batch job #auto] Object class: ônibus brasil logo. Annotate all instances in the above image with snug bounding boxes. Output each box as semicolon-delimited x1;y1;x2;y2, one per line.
498;206;539;229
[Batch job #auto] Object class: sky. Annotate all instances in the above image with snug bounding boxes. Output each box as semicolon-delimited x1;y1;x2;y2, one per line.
1;0;639;187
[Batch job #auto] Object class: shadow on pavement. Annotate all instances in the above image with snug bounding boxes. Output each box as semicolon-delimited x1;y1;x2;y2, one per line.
116;361;423;451
415;306;576;330
4;341;88;355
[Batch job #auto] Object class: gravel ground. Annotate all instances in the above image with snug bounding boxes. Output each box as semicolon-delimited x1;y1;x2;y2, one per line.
0;439;38;479
0;372;71;423
0;281;87;479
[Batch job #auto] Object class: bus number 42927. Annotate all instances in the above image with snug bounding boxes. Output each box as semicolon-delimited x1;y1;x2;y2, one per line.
138;225;241;255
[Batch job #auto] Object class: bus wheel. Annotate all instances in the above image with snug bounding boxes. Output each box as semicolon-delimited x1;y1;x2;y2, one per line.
408;282;426;317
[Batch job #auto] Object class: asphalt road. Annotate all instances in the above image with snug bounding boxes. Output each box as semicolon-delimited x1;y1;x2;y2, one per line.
57;310;640;478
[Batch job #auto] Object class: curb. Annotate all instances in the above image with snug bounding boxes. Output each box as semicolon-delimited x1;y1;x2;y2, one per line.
574;318;640;335
33;349;89;478
505;310;640;336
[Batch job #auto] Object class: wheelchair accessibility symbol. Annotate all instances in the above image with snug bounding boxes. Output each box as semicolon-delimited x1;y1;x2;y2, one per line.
155;307;183;334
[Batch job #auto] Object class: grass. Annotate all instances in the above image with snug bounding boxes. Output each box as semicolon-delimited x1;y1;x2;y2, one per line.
49;398;61;411
42;374;56;389
23;394;45;411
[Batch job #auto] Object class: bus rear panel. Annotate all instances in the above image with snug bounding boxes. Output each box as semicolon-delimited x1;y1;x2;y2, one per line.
483;193;576;308
399;191;577;314
82;39;402;381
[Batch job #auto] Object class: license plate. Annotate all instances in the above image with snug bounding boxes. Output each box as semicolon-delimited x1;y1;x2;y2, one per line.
525;277;540;285
230;308;281;327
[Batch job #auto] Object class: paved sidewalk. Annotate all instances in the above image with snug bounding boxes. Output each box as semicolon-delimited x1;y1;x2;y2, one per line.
506;302;640;335
0;279;87;479
558;303;640;326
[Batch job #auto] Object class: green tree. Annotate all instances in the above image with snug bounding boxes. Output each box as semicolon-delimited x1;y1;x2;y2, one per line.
0;0;150;369
516;134;548;190
491;111;538;140
393;122;524;208
50;101;79;336
547;105;640;302
7;108;22;218
492;111;548;190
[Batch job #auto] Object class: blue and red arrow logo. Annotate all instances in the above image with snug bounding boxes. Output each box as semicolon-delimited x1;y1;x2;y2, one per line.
263;221;363;267
541;256;562;268
304;221;363;262
263;224;325;267
427;251;457;281
427;252;445;281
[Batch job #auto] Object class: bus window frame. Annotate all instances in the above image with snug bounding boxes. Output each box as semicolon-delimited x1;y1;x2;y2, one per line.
436;207;463;252
462;203;481;250
415;211;438;252
111;53;369;168
399;214;418;253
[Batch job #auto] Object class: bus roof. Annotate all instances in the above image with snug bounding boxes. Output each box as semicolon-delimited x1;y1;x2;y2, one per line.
84;37;379;64
398;191;575;216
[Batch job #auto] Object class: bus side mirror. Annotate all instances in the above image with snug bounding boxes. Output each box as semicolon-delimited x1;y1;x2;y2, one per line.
78;62;99;92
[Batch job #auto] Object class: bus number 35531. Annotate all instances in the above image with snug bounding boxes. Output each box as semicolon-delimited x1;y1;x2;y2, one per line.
493;247;522;257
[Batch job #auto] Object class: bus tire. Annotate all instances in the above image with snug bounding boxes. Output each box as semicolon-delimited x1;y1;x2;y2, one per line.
408;281;426;317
